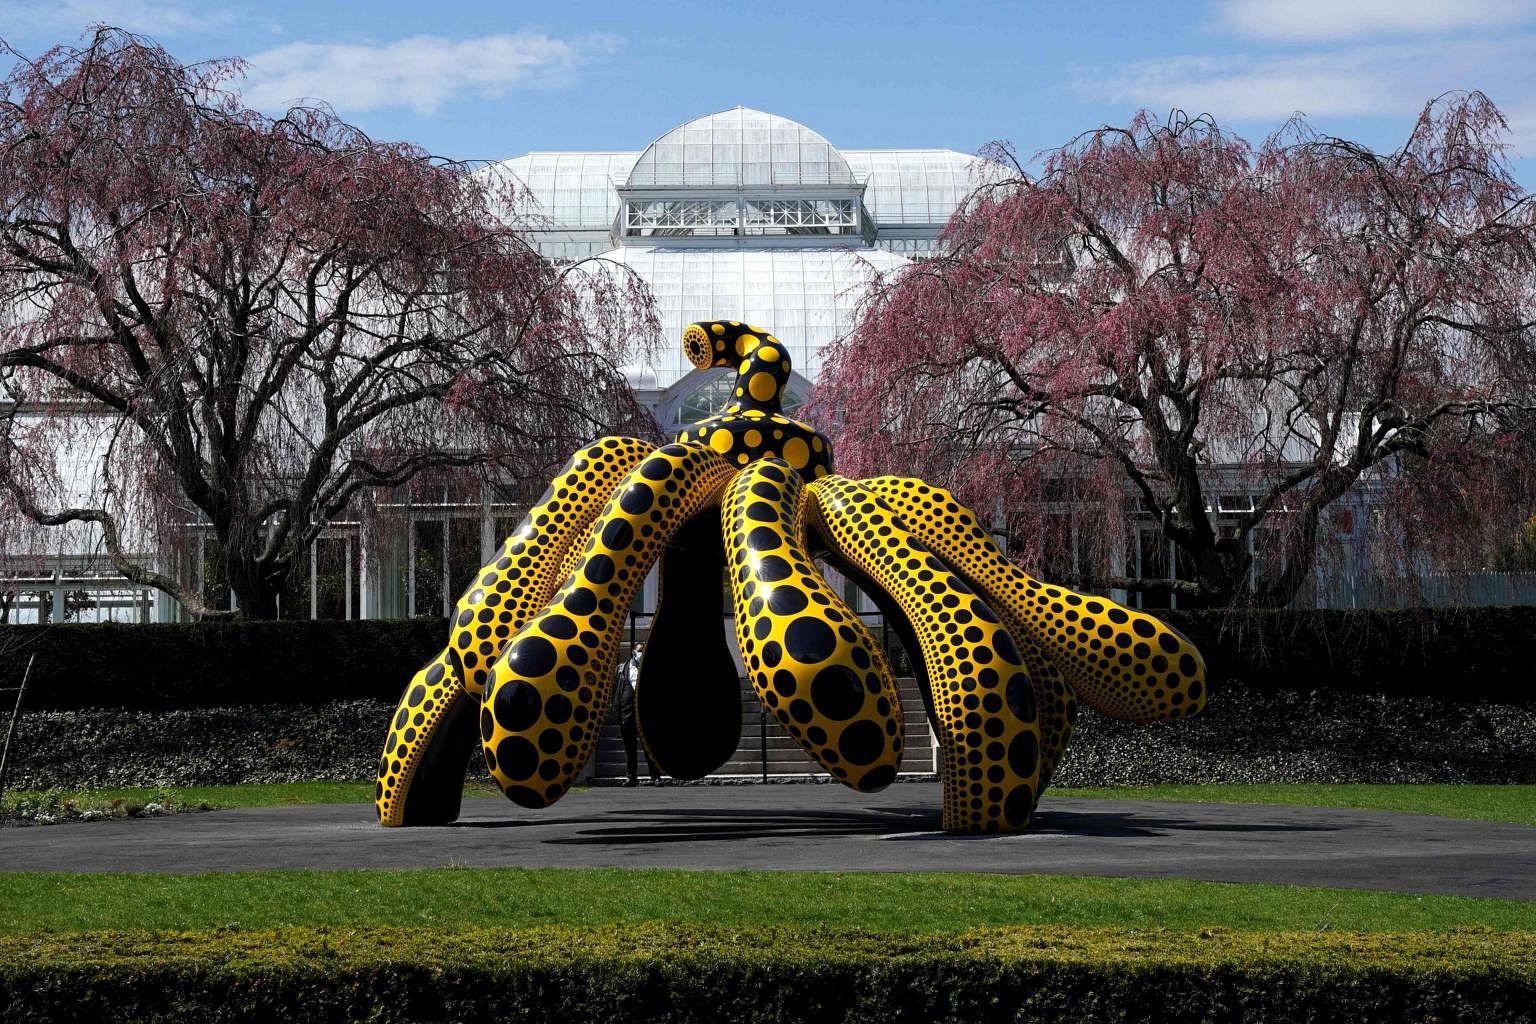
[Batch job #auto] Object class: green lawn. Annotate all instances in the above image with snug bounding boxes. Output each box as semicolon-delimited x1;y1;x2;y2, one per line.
2;867;1534;935
0;780;500;821
1057;784;1536;826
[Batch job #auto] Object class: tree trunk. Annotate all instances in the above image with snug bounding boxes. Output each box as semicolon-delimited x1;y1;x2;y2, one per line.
223;554;292;620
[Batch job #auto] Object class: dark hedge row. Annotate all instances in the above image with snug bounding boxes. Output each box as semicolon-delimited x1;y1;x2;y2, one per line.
0;619;448;710
0;606;1533;712
1160;606;1536;702
9;683;1535;791
1;925;1532;1024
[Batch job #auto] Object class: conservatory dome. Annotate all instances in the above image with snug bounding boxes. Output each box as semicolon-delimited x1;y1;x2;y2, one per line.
625;107;857;189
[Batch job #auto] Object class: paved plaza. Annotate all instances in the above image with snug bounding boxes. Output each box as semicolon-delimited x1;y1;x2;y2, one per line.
4;782;1534;900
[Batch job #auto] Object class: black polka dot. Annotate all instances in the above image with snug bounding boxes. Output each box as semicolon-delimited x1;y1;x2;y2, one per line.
543;614;578;640
810;665;864;721
585;554;615;584
767;587;809;615
1004;784;1035;826
784;618;836;664
1007;731;1039;779
640;459;670;480
544;694;573;724
1006;673;1036;722
504;785;545;809
858;764;896;792
495;736;539;779
406;684;426;707
601;519;634;549
757;555;792;581
789;699;814;724
507;636;557;678
746;501;778;523
492;680;542;732
838;720;884;765
619;484;653;514
564;589;597;615
747;526;780;551
1158;632;1181;654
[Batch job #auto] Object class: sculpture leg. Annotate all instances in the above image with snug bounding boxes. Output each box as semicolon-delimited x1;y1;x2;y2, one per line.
638;508;743;780
858;478;1076;790
808;476;1042;834
481;442;736;809
376;437;654;826
724;459;904;793
859;477;1207;725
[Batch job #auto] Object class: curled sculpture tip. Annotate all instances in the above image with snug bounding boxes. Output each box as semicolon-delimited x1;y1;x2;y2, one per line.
683;320;791;414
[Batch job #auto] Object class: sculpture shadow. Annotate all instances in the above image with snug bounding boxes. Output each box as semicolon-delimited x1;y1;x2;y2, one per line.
454;803;1334;844
536;804;940;844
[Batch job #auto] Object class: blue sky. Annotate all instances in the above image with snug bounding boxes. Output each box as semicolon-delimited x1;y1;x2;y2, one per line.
4;0;1536;182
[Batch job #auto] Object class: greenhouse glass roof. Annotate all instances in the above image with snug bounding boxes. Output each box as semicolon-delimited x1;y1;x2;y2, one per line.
625;107;856;189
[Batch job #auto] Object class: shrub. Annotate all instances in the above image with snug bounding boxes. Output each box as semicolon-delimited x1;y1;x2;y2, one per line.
0;924;1531;1023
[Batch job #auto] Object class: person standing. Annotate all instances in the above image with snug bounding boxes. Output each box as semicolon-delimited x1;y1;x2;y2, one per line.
614;642;660;786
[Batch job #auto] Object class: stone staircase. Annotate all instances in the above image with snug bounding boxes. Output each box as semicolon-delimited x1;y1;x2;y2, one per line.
589;672;937;783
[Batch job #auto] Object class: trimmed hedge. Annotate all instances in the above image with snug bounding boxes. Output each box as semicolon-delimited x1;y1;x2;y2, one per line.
1;607;1534;712
9;683;1536;791
0;619;448;710
0;924;1532;1023
1163;606;1536;703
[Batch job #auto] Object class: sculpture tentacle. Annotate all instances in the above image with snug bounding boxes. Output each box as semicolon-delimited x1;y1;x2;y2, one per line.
724;458;904;792
860;477;1208;724
376;436;654;826
858;478;1076;789
808;476;1043;833
481;442;736;808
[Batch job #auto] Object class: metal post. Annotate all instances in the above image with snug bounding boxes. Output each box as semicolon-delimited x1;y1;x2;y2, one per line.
0;654;37;806
759;697;767;783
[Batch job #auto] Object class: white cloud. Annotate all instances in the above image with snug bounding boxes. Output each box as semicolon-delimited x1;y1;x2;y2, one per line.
1072;37;1536;124
241;32;622;116
1219;0;1536;43
4;0;239;39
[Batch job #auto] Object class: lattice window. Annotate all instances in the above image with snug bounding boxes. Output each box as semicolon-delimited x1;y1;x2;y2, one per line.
742;199;857;235
624;200;739;237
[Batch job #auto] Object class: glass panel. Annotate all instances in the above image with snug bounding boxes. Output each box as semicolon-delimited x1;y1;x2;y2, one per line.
312;537;344;619
1137;530;1171;610
413;519;445;618
679;374;737;423
494;515;523;547
449;517;484;604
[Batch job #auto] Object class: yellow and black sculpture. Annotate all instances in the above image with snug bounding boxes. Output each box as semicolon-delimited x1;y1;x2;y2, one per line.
377;321;1206;833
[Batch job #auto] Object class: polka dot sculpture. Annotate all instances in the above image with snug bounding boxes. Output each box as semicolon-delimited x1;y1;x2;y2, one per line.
376;320;1207;833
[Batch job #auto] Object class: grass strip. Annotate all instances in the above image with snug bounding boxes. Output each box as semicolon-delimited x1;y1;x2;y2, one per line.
1057;784;1536;826
0;781;502;823
1;924;1531;1024
4;868;1535;935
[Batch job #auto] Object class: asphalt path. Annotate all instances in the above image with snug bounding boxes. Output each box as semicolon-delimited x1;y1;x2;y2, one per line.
4;783;1534;899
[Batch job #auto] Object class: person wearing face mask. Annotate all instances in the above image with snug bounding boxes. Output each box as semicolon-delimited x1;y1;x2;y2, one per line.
613;642;661;786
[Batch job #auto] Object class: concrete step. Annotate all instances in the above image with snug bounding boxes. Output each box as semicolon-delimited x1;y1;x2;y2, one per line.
588;673;938;781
